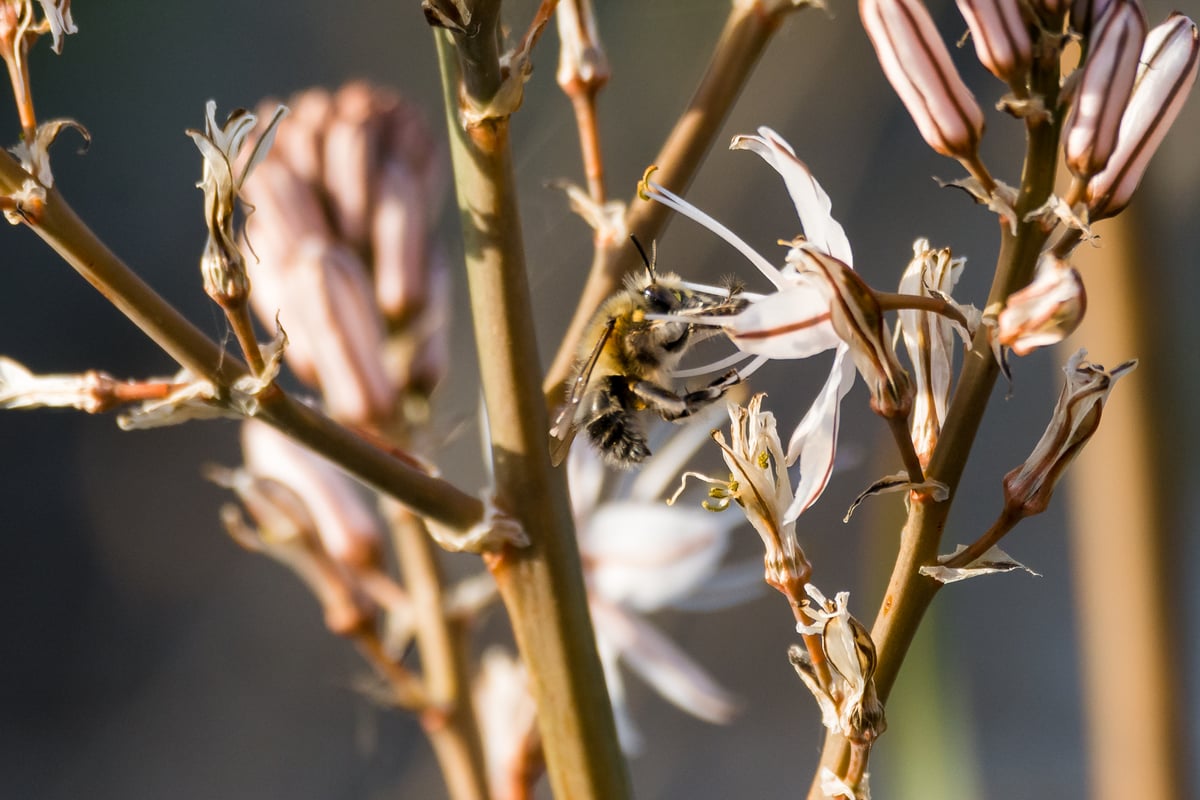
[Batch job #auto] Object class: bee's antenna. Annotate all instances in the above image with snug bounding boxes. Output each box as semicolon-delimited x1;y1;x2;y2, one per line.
630;235;657;282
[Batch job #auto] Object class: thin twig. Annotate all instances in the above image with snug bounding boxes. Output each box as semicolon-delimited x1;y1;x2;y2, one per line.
543;1;806;403
0;156;484;532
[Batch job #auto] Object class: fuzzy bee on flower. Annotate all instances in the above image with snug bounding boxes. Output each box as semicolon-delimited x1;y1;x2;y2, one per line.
549;238;747;469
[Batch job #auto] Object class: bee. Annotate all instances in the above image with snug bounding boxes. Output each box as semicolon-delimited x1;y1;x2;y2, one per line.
549;240;747;469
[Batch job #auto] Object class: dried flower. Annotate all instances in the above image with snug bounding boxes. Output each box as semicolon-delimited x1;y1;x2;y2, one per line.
36;0;73;52
893;239;968;466
792;585;886;742
188;100;287;310
1003;350;1136;518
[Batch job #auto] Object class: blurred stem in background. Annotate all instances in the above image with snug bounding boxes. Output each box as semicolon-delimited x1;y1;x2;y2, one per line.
1065;207;1186;800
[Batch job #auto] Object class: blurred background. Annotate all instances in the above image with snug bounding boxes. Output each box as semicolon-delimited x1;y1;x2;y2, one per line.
0;1;1195;798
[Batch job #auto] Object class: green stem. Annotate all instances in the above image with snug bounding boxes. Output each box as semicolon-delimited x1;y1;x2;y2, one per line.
434;27;630;800
807;46;1066;797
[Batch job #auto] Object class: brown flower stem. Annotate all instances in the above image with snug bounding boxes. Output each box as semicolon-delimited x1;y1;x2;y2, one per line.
543;0;806;403
222;302;266;376
387;502;490;800
434;24;630;800
0;155;484;532
873;290;969;329
0;9;36;142
942;506;1021;569
885;413;926;483
352;629;430;710
808;51;1065;799
569;89;606;204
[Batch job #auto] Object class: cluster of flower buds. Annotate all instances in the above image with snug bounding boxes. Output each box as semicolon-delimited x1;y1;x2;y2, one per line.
859;0;1197;224
242;82;450;427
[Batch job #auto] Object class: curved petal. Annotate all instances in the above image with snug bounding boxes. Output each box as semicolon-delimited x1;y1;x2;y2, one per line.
785;345;857;522
727;282;841;358
580;501;735;611
731;128;854;265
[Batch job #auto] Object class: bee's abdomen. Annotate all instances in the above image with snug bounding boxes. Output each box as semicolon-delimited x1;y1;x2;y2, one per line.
584;377;650;467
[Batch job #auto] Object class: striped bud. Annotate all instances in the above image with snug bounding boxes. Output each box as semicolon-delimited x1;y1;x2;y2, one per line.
1087;13;1199;219
1063;0;1147;179
955;0;1033;86
861;0;986;159
1070;0;1115;37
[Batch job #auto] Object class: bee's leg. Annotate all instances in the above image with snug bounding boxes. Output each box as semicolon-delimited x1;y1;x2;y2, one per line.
632;369;741;422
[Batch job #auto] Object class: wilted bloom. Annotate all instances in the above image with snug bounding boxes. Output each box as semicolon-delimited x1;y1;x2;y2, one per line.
37;0;74;53
643;127;857;521
893;239;969;466
242;83;449;424
996;254;1086;357
571;412;760;753
241;419;383;569
188;100;287;310
791;584;886;742
1003;349;1136;518
955;0;1033;87
1087;13;1199;220
860;0;985;160
1063;0;1147;180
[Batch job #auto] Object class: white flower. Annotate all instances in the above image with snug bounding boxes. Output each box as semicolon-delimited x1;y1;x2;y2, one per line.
569;412;761;753
643;126;858;522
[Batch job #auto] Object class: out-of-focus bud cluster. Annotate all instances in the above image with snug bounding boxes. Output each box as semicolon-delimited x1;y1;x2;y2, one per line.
242;82;449;427
210;421;387;636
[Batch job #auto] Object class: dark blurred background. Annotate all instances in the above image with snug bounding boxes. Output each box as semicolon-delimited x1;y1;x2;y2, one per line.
0;1;1196;798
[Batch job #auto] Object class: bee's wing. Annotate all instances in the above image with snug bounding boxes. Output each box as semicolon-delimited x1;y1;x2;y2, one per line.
549;318;616;467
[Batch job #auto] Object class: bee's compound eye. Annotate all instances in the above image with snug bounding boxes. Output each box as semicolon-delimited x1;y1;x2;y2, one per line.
642;284;675;312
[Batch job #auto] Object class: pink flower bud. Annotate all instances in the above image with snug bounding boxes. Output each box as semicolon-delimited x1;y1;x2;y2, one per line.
1087;13;1199;219
322;83;382;247
1063;0;1147;179
1070;0;1115;36
955;0;1033;86
289;241;397;425
997;254;1086;356
860;0;986;159
242;419;384;570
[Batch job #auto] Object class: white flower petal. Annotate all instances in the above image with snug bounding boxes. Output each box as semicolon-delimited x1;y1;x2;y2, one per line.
727;282;841;358
920;544;1041;583
785;346;857;522
593;601;740;726
581;501;734;611
731;127;853;265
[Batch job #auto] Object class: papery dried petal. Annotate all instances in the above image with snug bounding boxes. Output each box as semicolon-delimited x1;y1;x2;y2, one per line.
1087;13;1199;219
1064;0;1147;179
38;0;76;53
860;0;986;159
1003;350;1135;516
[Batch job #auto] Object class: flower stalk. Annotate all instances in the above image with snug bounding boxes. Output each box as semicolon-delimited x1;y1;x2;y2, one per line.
432;18;630;798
